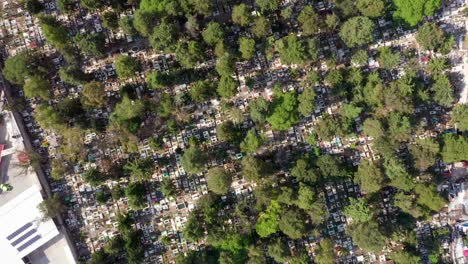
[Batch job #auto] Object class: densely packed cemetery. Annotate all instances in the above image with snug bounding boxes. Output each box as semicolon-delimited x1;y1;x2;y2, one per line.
1;0;468;263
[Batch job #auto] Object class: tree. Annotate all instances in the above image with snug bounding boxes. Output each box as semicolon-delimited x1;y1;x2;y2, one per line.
387;112;412;144
181;143;207;174
125;182;147;209
256;200;282;237
279;208;307;239
348;221;386;253
241;156;266;182
352;50;368;66
102;11;119;30
206;167;232;195
441;134;468;163
59;65;88;85
80;0;103;10
339;16;374;48
394;192;422;218
267;238;290;263
325;13;340;32
414;184;446;212
452;104;468;131
315;239;335;264
216;121;241;144
427;57;449;75
298;6;320;36
256;0;280;12
38;15;69;48
393;0;441;26
175;40;204;68
161;177;176;198
150;21;177;52
357;0;384;17
275;35;307;65
291;159;318;183
251;16;270;38
81;81;106;108
239;37;255;60
432;74;454;107
23;75;50;99
390;249;421;264
249;97;269;125
355;160;385;193
119;16;137;35
232;4;251;26
115;55;140;79
57;0;74;12
83;168;104;187
298;87;316;116
3;51;38;85
132;10;156;37
363;118;384;139
377;47;400;70
25;0;44;14
267;91;299;130
35;104;64;131
95;191;110;205
383;157;414;192
75;33;106;57
216;53;235;77
240;129;263;154
296;183;317;210
202;22;224;46
190;80;213;103
314;114;344;141
183;213;204;242
110;96;145;133
124;158;154;181
343;198;372;223
416;22;445;51
217;75;237;99
317;155;345;179
184;0;213;16
409;138;439;170
38;194;65;220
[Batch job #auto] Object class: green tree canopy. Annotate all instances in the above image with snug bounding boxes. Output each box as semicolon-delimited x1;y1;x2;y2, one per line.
161;177;176;198
83;168;104;187
298;87;316;116
256;0;280;12
348;220;386;253
216;121;242;144
441;134;468;163
249;97;269;124
110;96;145;133
354;160;385;193
206;167;232;195
315;239;335;264
119;16;137;35
414;184;446;212
256;200;282;237
267;238;290;263
339;16;375;48
102;11;119;30
202;22;224;46
125;182;147;209
393;0;441;26
175;40;204;68
251;16;270;38
298;6;320;35
278;208;308;239
239;37;256;60
275;34;308;65
59;65;89;86
150;21;177;52
81;81;106;108
74;33;106;57
291;158;318;183
240;129;263;154
232;4;252;26
217;76;237;99
216;53;235;77
343;198;372;224
409;138;439;170
190;80;213;103
267;91;299;130
241;156;266;182
416;22;445;51
383;157;414;192
377;47;400;70
181;143;207;174
317;155;346;179
38;194;65;220
357;0;385;17
35;104;64;131
3;51;40;85
432;74;454;107
124;158;154;181
452;104;468;131
23;75;50;99
115;55;140;79
133;10;157;37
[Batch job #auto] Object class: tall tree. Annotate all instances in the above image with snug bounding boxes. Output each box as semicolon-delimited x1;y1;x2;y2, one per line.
206;167;232;195
240;129;263;154
357;0;385;17
232;4;252;26
23;75;50;99
354;160;385;193
81;81;106;108
181;143;207;174
393;0;441;26
115;55;140;79
38;194;65;220
416;22;445;51
275;35;308;65
267;91;299;130
339;16;375;47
